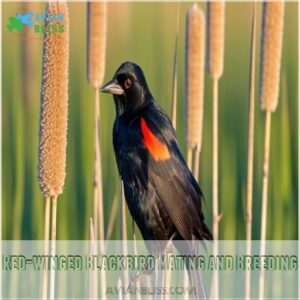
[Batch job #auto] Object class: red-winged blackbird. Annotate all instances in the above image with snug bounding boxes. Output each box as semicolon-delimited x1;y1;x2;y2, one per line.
101;62;212;298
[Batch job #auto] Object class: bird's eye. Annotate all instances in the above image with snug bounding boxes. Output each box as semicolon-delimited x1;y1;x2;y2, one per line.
124;78;132;89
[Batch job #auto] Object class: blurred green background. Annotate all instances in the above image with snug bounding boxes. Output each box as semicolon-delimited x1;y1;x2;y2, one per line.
2;2;298;240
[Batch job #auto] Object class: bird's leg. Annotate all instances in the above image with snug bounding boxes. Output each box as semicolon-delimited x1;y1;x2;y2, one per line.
128;266;154;288
129;236;176;289
165;233;175;254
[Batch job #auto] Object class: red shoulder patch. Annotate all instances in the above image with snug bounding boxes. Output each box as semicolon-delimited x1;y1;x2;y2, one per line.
140;118;171;161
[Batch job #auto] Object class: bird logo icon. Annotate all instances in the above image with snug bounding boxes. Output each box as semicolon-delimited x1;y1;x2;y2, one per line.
6;12;34;32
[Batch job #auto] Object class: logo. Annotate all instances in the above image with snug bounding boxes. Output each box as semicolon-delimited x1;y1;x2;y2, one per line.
6;12;65;34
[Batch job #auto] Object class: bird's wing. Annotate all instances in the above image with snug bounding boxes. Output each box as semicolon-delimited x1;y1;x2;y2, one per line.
137;106;212;240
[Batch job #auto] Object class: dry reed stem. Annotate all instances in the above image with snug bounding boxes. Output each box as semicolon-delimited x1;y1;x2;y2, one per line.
187;148;192;170
120;181;129;292
260;2;285;112
38;1;69;198
171;3;180;129
259;111;272;300
210;268;219;299
50;195;58;300
93;168;99;241
117;277;122;300
211;78;219;300
168;2;180;288
185;4;205;151
93;88;102;240
183;271;189;300
164;239;173;300
208;3;225;298
87;2;107;88
87;2;107;242
89;218;98;299
120;181;127;240
106;195;119;239
193;146;201;181
207;0;225;79
42;197;50;300
98;186;106;299
96;89;105;241
132;221;141;300
212;78;220;240
259;4;284;299
245;3;257;300
132;218;136;241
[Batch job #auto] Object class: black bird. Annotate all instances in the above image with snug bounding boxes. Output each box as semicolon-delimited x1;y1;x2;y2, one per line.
101;62;212;298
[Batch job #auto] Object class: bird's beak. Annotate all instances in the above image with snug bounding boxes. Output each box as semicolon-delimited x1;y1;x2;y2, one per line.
100;79;124;95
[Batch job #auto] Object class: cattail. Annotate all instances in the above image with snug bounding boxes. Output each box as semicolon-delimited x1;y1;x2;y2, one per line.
87;5;107;298
260;2;285;112
259;3;285;300
245;4;257;300
106;195;118;239
207;2;225;299
185;4;205;152
38;1;69;199
38;2;69;300
120;181;129;293
89;218;97;299
87;1;107;243
207;0;225;79
87;2;107;88
171;3;180;129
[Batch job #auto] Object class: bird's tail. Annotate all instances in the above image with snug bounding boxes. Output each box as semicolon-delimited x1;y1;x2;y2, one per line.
176;241;207;300
187;266;207;300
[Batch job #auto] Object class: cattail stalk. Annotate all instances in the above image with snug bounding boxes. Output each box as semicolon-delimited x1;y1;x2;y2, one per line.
132;220;141;300
187;149;193;170
207;1;225;299
259;3;285;299
42;197;50;300
49;196;57;300
212;78;219;238
106;195;119;239
245;3;257;300
38;2;69;299
87;2;107;241
120;181;127;240
164;240;174;300
164;6;180;296
185;4;205;181
182;272;188;300
171;3;180;129
86;5;108;295
207;0;224;237
89;218;97;299
120;181;129;291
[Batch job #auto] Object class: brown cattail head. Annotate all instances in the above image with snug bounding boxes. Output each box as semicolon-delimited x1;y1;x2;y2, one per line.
185;4;205;150
87;2;107;88
207;0;225;79
260;2;285;112
38;1;69;198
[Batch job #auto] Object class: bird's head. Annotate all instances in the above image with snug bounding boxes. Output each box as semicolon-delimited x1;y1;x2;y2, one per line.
100;62;152;116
